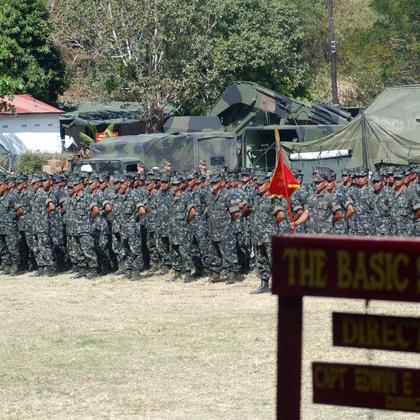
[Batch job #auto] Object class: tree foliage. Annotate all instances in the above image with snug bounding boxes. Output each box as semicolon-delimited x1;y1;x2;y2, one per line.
299;0;419;106
50;0;308;131
0;0;66;103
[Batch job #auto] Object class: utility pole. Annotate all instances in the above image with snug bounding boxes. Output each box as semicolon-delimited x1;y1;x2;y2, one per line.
327;0;339;105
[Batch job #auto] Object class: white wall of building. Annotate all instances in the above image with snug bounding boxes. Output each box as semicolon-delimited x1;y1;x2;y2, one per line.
0;114;62;154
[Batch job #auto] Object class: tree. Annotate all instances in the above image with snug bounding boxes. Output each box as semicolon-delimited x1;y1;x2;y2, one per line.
50;0;308;131
0;0;66;104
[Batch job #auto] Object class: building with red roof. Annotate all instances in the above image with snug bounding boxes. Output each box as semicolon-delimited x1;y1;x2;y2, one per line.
0;94;63;156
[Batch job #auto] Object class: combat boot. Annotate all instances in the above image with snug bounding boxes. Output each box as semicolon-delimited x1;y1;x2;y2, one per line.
9;264;19;276
170;270;182;282
85;269;99;280
115;262;125;275
250;279;271;294
125;269;133;280
183;271;193;283
208;271;222;283
45;265;56;277
2;265;11;275
30;267;44;277
130;270;142;281
72;267;86;279
225;271;239;285
160;265;170;275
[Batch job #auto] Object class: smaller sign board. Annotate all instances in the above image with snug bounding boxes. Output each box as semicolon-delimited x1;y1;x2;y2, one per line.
333;313;420;353
272;235;420;302
313;362;420;413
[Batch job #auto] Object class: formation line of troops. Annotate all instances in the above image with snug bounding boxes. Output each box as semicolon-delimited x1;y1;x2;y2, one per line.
0;162;418;293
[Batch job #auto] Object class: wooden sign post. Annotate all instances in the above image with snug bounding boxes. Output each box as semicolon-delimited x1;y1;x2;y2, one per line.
272;234;420;419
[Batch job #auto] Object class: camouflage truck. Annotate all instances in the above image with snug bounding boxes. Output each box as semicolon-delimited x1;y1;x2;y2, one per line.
78;81;352;174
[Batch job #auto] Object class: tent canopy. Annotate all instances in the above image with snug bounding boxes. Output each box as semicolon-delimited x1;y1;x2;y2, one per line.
281;85;420;169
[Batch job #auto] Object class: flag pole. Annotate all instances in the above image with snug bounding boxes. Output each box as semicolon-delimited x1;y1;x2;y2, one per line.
274;128;295;234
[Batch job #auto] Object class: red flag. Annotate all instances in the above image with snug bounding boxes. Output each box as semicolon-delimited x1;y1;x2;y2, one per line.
269;150;300;198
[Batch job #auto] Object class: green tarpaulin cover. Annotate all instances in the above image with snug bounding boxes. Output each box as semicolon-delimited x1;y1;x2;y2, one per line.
281;85;420;169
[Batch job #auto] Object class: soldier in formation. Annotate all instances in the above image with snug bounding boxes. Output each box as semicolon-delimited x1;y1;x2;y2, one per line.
0;162;418;294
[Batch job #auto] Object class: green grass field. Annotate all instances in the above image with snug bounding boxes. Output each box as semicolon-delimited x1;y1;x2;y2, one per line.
0;272;418;419
0;272;277;419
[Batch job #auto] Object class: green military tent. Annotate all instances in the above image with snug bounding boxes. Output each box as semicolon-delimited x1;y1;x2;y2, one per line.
281;85;420;170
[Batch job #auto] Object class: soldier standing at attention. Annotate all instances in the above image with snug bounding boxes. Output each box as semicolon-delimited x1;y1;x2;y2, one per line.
206;170;241;284
0;176;23;275
154;173;173;273
88;174;112;274
326;170;347;235
15;175;36;271
345;167;375;236
249;173;285;294
290;169;310;234
371;172;397;236
71;177;100;278
291;172;342;234
169;176;195;282
393;170;416;236
185;171;210;277
30;174;56;276
115;176;145;281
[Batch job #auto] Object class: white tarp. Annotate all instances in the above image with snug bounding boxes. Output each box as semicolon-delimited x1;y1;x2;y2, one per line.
0;131;62;155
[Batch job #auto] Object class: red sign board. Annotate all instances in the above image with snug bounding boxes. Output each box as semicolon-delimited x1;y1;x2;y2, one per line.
333;312;420;353
95;131;119;142
272;234;420;302
313;362;420;413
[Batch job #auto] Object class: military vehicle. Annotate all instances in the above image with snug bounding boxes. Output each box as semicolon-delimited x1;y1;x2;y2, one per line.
76;81;353;174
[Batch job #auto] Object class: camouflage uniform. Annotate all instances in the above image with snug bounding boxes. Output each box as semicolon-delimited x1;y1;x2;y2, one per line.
90;185;112;271
170;183;194;276
184;182;211;275
118;187;144;275
304;188;341;234
48;187;66;268
15;183;37;270
345;182;375;236
229;183;251;273
394;185;415;236
145;186;160;270
154;183;173;270
372;178;396;236
73;188;98;272
207;178;240;277
0;187;21;270
250;189;284;284
31;183;55;270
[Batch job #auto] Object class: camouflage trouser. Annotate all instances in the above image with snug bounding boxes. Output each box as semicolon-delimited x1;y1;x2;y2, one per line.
375;217;393;236
156;235;171;268
236;231;251;273
208;233;239;274
19;230;36;269
77;233;98;270
415;220;420;237
111;230;126;263
146;229;159;267
121;233;144;270
334;219;348;235
254;242;272;281
33;232;54;267
49;212;65;254
170;233;194;273
93;217;111;266
0;232;20;266
190;222;211;270
66;234;84;266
